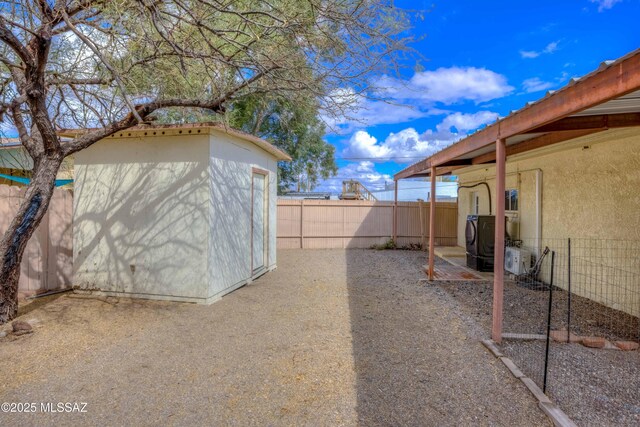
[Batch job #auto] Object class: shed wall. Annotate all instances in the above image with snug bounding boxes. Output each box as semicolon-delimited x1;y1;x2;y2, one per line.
73;135;210;301
208;131;278;299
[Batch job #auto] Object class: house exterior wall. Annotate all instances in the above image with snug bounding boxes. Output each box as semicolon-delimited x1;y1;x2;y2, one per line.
457;128;640;244
455;127;640;315
208;130;278;300
73;134;211;302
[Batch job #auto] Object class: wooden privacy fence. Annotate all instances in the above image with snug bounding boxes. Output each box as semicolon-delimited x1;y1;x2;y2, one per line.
277;199;458;249
0;185;73;297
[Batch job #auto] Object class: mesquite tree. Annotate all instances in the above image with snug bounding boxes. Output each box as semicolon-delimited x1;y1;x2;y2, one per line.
0;1;410;322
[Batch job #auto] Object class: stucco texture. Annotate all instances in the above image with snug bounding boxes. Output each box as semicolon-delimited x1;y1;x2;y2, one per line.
457;128;640;241
455;127;640;315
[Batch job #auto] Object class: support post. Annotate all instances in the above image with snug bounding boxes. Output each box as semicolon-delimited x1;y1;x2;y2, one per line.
418;199;425;250
428;167;437;280
492;138;506;343
393;180;398;244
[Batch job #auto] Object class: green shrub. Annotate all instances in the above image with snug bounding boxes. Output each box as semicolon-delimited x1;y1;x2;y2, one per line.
370;238;397;250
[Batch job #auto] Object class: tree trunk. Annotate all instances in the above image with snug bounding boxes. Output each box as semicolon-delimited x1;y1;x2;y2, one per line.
0;154;62;323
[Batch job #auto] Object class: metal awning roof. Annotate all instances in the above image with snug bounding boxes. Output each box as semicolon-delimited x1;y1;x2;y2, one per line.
395;49;640;179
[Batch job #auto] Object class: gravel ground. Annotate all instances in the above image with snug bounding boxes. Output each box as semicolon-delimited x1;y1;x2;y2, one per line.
439;278;640;426
439;279;639;340
0;249;548;426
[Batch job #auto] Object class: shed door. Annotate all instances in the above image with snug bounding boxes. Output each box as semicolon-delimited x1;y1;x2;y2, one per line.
252;172;268;273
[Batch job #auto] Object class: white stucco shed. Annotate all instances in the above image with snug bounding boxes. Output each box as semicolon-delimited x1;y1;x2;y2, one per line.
71;124;290;303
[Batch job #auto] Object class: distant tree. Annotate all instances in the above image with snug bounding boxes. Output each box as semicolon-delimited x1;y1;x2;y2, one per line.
0;0;411;322
228;94;337;193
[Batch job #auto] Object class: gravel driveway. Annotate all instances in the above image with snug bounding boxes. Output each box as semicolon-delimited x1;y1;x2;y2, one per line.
0;249;549;426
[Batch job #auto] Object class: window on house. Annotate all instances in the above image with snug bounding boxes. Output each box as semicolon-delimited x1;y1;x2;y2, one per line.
505;189;518;211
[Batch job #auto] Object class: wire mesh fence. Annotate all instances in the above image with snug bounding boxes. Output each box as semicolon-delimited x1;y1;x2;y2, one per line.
499;237;640;424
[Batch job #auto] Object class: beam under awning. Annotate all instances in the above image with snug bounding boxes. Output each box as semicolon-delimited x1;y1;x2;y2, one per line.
407;165;467;178
529;112;640;133
471;129;605;165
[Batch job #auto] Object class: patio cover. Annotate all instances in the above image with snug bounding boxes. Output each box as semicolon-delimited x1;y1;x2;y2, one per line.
393;48;640;342
395;49;640;180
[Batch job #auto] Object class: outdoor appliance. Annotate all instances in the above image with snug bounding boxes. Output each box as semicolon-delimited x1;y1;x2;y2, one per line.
504;247;532;275
465;215;498;272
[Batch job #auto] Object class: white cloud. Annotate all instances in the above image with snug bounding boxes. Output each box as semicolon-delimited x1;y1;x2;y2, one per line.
321;87;440;132
345;131;392;159
544;41;559;54
342;111;499;163
318;111;500;192
316;161;392;192
520;50;540;59
324;66;512;131
436;111;500;133
590;0;622;11
378;67;514;104
520;40;561;59
522;77;555;93
521;71;570;94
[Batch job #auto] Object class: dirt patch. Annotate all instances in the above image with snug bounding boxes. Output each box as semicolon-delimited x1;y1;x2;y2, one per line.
0;250;549;426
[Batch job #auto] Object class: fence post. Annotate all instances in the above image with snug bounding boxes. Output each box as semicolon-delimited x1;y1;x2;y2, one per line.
418;199;425;250
567;238;571;343
543;250;556;394
300;199;304;249
393;180;398;244
342;203;346;249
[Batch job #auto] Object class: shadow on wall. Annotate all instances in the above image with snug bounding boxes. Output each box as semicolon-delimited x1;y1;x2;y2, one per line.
74;160;208;298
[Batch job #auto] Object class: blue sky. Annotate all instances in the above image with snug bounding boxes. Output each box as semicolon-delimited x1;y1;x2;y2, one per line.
319;0;640;195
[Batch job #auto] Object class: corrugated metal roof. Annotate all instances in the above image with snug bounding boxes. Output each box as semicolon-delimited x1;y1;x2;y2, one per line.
571;89;640;116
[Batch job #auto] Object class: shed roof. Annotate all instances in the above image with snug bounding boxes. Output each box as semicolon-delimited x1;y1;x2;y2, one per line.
58;123;292;161
395;48;640;179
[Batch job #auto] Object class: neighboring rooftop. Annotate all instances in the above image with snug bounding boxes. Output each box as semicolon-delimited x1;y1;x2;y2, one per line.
279;192;332;200
0;138;21;149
